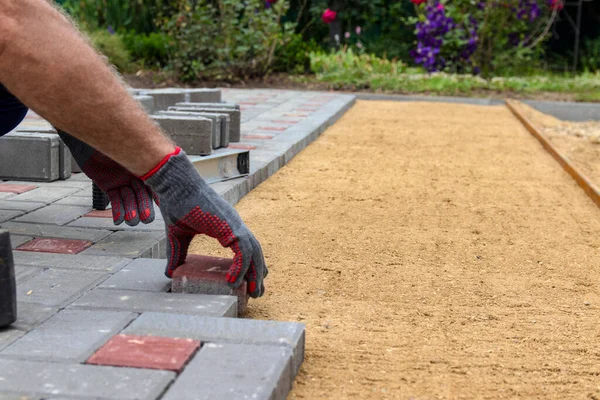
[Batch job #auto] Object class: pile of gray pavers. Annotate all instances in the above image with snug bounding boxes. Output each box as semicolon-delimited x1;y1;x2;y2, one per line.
0;87;241;181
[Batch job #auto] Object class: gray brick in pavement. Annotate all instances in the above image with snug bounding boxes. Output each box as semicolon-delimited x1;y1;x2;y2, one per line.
70;289;237;317
0;211;23;224
0;394;40;400
10;235;32;249
123;312;305;376
0;201;45;212
14;205;91;226
81;231;164;259
0;329;24;352
14;266;42;284
161;343;293;400
13;251;131;272
1;309;136;363
1;222;112;243
54;195;93;207
99;258;171;292
17;268;108;308
67;217;165;232
0;193;15;200
12;303;57;332
10;187;81;204
0;359;175;400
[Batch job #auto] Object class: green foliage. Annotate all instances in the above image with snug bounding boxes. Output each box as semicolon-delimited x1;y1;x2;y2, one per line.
160;0;295;81
580;38;600;73
273;34;322;74
89;31;132;72
121;32;169;68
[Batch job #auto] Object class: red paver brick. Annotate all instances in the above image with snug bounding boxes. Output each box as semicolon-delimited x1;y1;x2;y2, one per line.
242;134;274;140
227;144;257;150
17;237;92;255
87;334;200;373
85;209;113;218
258;126;287;131
172;254;249;315
0;184;37;194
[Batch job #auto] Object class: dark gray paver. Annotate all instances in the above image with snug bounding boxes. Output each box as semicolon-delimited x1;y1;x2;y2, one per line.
14;266;42;284
54;195;92;206
10;187;81;204
0;359;175;400
123;312;305;375
70;289;237;317
99;258;171;292
0;133;60;182
1;309;136;362
161;343;293;400
17;269;108;308
0;201;45;212
81;231;164;259
12;251;131;272
1;222;112;243
14;205;91;225
0;329;24;352
0;211;23;224
67;217;164;232
12;303;58;332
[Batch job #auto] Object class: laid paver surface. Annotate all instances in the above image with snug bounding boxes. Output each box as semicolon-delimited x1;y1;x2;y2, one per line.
190;100;600;398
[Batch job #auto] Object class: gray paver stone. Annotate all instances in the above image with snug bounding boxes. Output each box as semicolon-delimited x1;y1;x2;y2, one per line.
172;107;240;142
0;211;23;224
10;236;32;249
0;394;40;400
70;288;237;317
1;309;136;362
0;329;24;351
0;201;45;212
159;111;231;148
161;343;293;400
133;94;154;114
151;115;213;155
54;195;92;207
142;89;185;111
123;312;305;376
1;222;112;243
67;216;164;232
14;266;43;284
0;133;60;182
17;268;108;308
13;251;132;272
185;89;221;103
81;231;164;259
14;205;91;225
12;303;57;332
56;137;72;180
99;258;171;292
0;359;175;400
10;187;81;204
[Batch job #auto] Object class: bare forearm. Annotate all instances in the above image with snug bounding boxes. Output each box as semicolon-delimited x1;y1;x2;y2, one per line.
0;0;175;176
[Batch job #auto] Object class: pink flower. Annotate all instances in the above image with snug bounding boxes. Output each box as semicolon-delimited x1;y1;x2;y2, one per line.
322;8;337;24
345;32;351;39
356;42;363;49
355;26;362;35
437;3;444;10
411;0;426;4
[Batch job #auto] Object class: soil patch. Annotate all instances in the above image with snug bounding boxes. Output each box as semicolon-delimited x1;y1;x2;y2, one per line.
190;100;600;399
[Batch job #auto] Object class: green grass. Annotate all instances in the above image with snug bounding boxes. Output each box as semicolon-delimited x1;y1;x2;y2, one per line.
304;50;600;100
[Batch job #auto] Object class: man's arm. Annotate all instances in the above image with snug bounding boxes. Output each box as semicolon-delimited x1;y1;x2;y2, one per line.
0;0;175;176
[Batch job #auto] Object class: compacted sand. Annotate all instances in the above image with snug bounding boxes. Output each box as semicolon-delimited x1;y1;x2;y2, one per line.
190;100;600;399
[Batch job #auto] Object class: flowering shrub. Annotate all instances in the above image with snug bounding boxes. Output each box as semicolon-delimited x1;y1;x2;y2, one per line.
409;0;562;75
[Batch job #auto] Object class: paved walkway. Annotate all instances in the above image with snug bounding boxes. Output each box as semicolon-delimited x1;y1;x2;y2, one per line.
0;89;354;399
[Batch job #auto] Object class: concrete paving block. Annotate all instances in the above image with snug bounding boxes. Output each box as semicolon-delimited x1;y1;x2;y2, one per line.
12;251;132;272
0;193;15;200
172;107;240;142
0;329;25;351
99;258;171;292
17;268;108;307
1;309;136;362
0;201;45;212
54;195;92;207
16;238;92;255
0;359;175;400
12;303;57;332
70;288;237;317
14;266;43;284
185;88;221;103
10;186;80;203
56;137;72;180
172;255;248;315
0;211;22;224
67;216;165;232
1;221;112;243
161;343;293;400
142;89;185;111
9;236;32;249
14;205;91;225
151;115;213;155
123;312;305;376
158;111;225;149
0;133;60;182
133;94;154;114
81;231;164;259
87;334;200;373
175;102;239;110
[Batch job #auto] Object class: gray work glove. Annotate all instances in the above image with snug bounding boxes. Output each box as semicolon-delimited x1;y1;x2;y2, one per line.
143;147;267;298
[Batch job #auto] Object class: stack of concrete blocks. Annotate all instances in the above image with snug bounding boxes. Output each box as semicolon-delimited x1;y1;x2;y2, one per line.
0;132;72;182
169;103;241;143
156;111;230;149
150;115;214;156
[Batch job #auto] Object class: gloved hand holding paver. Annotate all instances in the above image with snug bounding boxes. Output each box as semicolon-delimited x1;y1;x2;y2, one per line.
0;0;267;296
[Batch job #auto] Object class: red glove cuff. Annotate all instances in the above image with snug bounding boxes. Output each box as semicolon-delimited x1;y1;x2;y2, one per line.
140;147;181;181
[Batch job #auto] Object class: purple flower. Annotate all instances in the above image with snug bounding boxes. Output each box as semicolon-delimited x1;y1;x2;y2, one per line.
107;25;115;35
355;26;362;35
